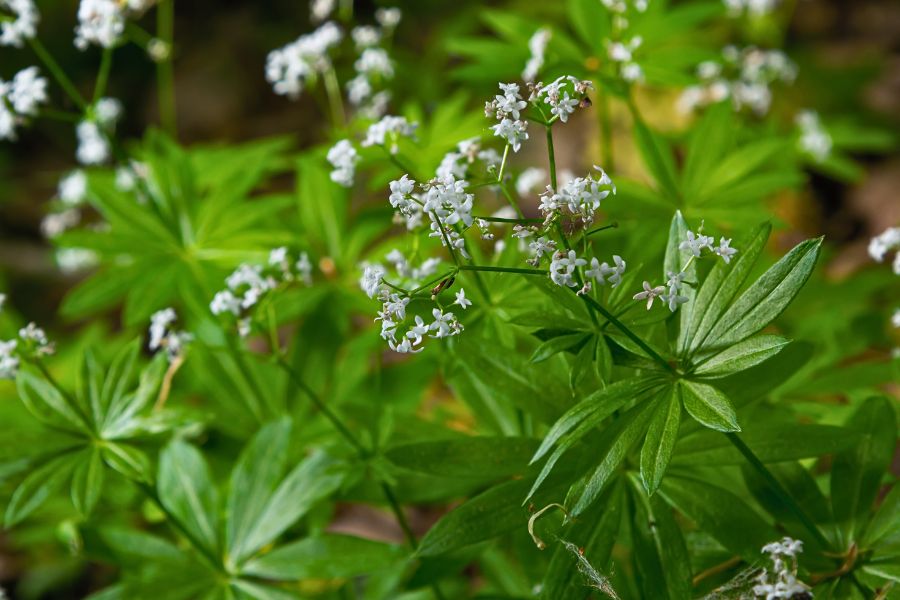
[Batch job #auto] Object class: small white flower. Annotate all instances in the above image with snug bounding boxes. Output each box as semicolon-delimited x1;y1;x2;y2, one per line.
0;339;19;379
490;118;529;152
355;47;393;78
891;309;900;329
360;264;386;298
310;0;335;22
327;139;359;187
0;0;39;47
58;170;88;205
375;7;402;29
633;281;666;310
94;97;122;126
388;174;415;211
74;0;125;49
430;308;461;338
8;66;47;115
361;115;417;154
454;288;472;310
550;250;587;287
714;237;738;263
679;230;714;257
210;290;242;316
76;120;110;164
868;227;900;263
351;25;381;49
516;167;546;197
265;21;343;99
148;308;191;361
56;248;98;273
522;28;551;83
406;315;429;346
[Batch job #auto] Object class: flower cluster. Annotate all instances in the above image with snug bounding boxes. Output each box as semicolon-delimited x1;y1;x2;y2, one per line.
601;0;649;32
75;98;121;165
0;0;39;47
486;83;529;152
795;110;832;162
326;139;360;187
753;537;810;600
74;0;127;50
210;248;313;336
522;28;551;84
346;10;400;118
0;66;48;141
868;226;900;275
607;36;644;83
148;308;191;361
529;76;593;124
538;166;616;225
361;114;417;154
634;225;737;312
679;46;796;115
0;319;54;380
724;0;778;17
436;137;501;182
265;21;342;99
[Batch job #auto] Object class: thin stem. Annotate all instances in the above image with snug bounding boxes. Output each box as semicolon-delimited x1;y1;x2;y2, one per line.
93;47;113;104
458;265;544;276
432;212;460;267
28;38;87;110
39;108;81;123
582;222;619;239
276;357;369;457
381;482;418;548
692;556;741;586
579;294;674;373
156;0;177;137
546;125;558;191
725;432;833;550
409;269;456;296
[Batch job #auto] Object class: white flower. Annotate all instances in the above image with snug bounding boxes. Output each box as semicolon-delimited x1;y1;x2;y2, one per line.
516;167;546;197
41;209;80;238
0;293;5;311
724;0;779;17
351;25;381;49
633;281;667;310
522;28;551;83
423;177;474;228
346;73;372;105
296;252;313;285
211;290;242;316
538;167;616;224
622;63;644;82
56;248;97;273
326;139;360;187
488;83;528;120
355;47;393;78
490;118;529;152
0;0;39;47
891;308;900;329
375;7;402;29
58;170;88;205
550;250;587;287
405;315;429;346
388;174;415;211
360;264;386;298
148;308;191;360
714;237;738;263
454;288;472;310
265;21;342;99
550;92;579;122
753;537;810;600
586;255;626;287
0;339;18;379
94;97;123;126
7;66;47;115
361;115;417;154
868;227;900;264
76;120;111;164
528;236;556;265
430;308;461;338
679;230;714;257
310;0;335;23
74;0;125;49
795;110;831;161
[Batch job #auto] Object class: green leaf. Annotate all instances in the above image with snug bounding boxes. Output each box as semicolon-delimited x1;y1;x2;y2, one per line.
862;483;900;549
640;387;681;495
242;534;404;579
102;353;166;439
5;452;80;526
99;340;141;425
679;380;740;432
659;475;778;561
17;367;87;433
386;436;537;480
629;476;692;599
158;440;220;555
238;451;345;560
566;0;609;53
632;115;679;201
664;211;696;344
682;223;771;356
101;442;151;482
692;334;790;378
227;419;292;565
71;447;105;516
831;397;897;543
530;333;588;363
701;237;823;352
570;400;657;516
674;423;858;465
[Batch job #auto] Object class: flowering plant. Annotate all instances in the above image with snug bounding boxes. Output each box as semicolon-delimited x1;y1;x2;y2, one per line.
0;0;898;599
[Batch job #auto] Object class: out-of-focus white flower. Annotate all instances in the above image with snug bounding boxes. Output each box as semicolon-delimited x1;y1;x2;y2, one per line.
0;0;39;47
351;25;381;49
375;7;402;29
210;290;242;316
355;47;393;78
148;308;191;361
0;339;19;379
724;0;778;17
361;115;417;154
76;120;110;164
7;66;47;115
74;0;125;50
326;139;359;187
608;37;643;82
892;308;900;329
869;227;900;274
310;0;335;23
18;322;52;355
94;97;123;127
795;110;832;162
522;28;551;83
58;170;88;205
56;248;98;273
41;208;81;238
266;22;342;99
516;167;547;197
360;263;386;298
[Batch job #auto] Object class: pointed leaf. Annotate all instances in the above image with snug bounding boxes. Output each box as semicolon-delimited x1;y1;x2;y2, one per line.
71;447;105;516
158;440;219;555
680;380;740;432
692;334;790;378
242;534;404;580
6;452;80;526
17;367;87;433
640;387;681;495
386;436;537;480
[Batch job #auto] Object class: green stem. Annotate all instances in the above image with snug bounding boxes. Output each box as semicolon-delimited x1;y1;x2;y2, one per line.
546;125;558;191
579;294;675;373
276;357;369;457
156;0;177;137
725;433;833;550
93;47;113;104
28;38;87;110
432;212;460;267
39;108;81;123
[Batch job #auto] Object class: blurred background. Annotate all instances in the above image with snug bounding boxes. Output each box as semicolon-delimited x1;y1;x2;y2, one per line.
0;0;898;597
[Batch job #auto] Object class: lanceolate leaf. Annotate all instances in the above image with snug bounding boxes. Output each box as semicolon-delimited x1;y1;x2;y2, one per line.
679;379;740;432
386;436;538;480
640;387;681;495
158;440;220;555
664;211;697;345
681;222;770;356
227;419;292;565
862;483;900;549
5;452;81;526
701;237;823;352
71;447;105;516
692;334;790;378
241;534;404;579
17;367;87;433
